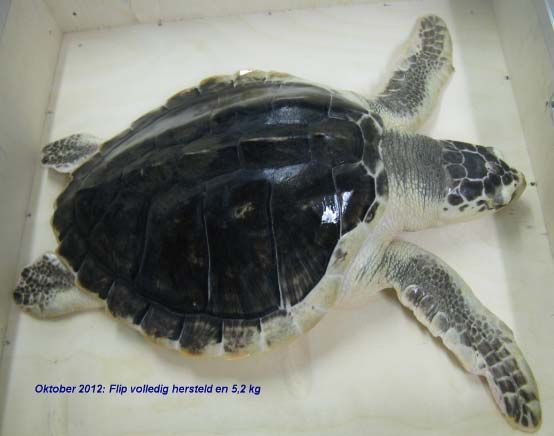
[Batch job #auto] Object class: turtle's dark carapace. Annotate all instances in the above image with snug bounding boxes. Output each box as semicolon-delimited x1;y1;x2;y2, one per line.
55;77;382;320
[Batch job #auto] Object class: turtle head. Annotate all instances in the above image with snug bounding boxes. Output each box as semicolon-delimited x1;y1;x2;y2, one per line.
380;133;525;230
439;140;526;224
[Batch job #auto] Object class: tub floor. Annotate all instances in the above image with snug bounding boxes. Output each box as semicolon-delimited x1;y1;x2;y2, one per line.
1;1;553;435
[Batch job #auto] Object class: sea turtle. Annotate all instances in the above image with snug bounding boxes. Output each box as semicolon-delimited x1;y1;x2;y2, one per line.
13;15;540;431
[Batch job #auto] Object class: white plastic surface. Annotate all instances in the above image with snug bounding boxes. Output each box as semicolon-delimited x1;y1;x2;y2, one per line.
1;1;554;435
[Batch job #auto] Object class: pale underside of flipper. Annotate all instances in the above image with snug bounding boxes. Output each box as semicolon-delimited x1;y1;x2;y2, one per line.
13;253;103;317
383;240;541;432
42;133;102;173
369;15;454;131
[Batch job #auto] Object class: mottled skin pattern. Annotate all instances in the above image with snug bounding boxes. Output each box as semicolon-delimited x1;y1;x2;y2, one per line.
370;15;453;130
41;134;100;173
12;15;541;432
13;253;102;317
14;254;73;311
382;242;540;430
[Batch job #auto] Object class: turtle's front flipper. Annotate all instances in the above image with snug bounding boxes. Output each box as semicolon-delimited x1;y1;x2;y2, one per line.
369;15;453;131
383;240;541;432
42;133;102;173
13;253;103;318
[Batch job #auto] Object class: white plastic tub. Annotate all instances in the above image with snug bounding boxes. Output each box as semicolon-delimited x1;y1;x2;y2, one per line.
1;1;553;435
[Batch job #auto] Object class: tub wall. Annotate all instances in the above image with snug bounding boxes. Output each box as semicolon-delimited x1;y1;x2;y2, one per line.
0;0;62;358
44;0;419;32
493;0;554;255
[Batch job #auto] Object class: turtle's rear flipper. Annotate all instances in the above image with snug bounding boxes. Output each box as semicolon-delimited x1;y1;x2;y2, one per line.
13;253;103;318
42;133;102;173
369;15;453;131
384;240;541;432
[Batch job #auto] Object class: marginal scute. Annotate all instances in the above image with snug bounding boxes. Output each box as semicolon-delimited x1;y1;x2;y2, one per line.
179;314;222;354
96;128;133;157
141;305;183;341
199;74;235;92
165;86;201;110
260;309;298;347
329;92;367;121
131;106;168;131
358;117;382;173
223;318;262;355
106;282;149;324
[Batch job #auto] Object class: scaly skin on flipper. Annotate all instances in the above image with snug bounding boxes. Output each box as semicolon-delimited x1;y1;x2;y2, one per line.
42;133;102;173
383;240;541;431
369;15;453;131
13;253;103;318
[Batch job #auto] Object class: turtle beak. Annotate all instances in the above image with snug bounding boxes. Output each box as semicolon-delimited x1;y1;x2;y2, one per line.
512;172;527;202
490;170;526;210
